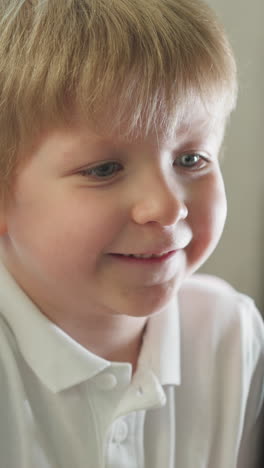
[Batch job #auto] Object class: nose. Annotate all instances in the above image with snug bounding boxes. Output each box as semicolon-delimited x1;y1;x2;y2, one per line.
131;171;188;227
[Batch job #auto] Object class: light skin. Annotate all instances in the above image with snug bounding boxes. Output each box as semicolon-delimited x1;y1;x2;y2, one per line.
0;100;227;373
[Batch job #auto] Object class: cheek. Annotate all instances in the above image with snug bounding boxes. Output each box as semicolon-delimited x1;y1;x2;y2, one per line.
186;173;227;268
9;193;124;268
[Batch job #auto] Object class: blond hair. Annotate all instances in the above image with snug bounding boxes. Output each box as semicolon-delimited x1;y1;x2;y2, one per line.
0;0;237;197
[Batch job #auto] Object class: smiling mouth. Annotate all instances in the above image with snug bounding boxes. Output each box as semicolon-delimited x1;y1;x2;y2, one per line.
117;252;170;258
109;251;177;262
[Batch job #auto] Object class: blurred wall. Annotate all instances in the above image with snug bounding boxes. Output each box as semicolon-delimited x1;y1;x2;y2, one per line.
200;0;264;312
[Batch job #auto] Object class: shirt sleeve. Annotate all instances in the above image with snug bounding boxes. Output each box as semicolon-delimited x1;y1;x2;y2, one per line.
237;297;264;468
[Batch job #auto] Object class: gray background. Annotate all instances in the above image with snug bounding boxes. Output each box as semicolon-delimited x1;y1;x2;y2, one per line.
200;0;264;312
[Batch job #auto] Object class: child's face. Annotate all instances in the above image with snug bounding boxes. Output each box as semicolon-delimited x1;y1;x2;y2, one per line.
1;102;227;320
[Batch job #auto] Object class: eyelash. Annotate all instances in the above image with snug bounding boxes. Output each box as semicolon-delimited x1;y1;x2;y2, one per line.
79;162;123;179
79;153;208;179
173;153;208;170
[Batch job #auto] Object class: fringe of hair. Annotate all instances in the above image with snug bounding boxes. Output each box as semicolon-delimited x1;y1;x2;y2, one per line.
0;0;237;197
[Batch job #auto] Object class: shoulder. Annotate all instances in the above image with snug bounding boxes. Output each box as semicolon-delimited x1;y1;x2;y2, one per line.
179;272;253;309
178;273;263;334
178;273;264;385
176;275;264;466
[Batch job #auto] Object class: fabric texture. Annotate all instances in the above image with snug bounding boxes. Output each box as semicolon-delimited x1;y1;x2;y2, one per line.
0;262;263;468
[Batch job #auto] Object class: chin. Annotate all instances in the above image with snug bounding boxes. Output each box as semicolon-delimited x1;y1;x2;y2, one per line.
118;280;180;318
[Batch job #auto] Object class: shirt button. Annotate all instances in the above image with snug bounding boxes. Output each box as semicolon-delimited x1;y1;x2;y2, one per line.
95;373;118;390
136;386;144;396
113;420;128;443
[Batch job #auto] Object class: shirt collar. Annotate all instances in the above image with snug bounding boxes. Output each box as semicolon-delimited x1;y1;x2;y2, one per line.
136;296;181;386
0;261;180;392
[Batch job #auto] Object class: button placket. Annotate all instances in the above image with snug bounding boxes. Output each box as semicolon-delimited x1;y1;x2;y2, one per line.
113;420;129;444
105;412;145;468
94;373;118;391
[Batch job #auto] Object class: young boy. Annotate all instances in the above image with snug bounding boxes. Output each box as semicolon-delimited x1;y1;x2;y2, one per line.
0;0;263;467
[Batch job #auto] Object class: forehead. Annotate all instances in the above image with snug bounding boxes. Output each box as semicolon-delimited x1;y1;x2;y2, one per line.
21;95;226;169
70;96;226;146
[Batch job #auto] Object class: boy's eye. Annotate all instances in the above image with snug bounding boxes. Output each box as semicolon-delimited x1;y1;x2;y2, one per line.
80;162;123;179
174;153;208;170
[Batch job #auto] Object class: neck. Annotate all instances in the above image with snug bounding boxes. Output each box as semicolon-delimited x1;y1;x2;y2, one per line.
0;253;149;373
53;313;148;374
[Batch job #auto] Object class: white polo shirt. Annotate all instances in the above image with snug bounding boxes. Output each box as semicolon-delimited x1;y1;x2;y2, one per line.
0;262;263;468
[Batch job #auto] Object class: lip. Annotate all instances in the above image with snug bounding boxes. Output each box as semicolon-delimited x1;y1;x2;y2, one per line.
109;250;178;263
